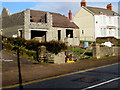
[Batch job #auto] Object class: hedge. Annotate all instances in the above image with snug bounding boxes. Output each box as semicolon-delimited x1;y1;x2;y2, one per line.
2;37;67;55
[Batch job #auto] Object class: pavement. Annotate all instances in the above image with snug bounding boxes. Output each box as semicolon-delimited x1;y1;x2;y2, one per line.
3;63;120;89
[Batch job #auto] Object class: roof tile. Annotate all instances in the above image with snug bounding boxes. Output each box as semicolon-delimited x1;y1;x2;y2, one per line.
30;10;79;29
85;6;119;16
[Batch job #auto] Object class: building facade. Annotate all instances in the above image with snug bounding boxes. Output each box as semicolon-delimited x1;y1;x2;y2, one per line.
74;0;120;41
1;8;80;46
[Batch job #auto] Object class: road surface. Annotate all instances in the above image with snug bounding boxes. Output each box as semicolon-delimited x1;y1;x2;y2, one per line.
3;63;120;89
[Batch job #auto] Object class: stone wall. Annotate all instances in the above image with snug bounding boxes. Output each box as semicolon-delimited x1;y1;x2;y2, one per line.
96;37;119;44
28;12;52;29
24;9;30;40
50;27;80;46
64;37;80;46
93;46;120;59
24;10;52;40
53;52;65;64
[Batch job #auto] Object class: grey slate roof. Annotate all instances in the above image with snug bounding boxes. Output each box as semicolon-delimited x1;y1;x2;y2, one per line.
84;6;119;16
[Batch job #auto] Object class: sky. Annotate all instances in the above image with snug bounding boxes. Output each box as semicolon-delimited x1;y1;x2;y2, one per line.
0;0;120;17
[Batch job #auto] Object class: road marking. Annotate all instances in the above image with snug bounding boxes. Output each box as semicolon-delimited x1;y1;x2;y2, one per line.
82;77;120;90
2;62;119;89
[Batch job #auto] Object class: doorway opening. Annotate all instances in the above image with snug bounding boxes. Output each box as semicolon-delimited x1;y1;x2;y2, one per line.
31;30;47;41
58;30;61;41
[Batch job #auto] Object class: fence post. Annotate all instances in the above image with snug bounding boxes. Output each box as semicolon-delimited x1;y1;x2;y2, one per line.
36;47;39;62
17;47;23;89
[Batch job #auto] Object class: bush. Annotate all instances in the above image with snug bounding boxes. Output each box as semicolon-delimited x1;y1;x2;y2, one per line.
3;43;14;50
25;40;41;50
4;37;26;47
19;47;36;59
3;37;67;55
44;40;67;54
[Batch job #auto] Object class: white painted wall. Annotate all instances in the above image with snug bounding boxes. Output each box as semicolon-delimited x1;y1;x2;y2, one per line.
73;7;95;41
95;14;119;39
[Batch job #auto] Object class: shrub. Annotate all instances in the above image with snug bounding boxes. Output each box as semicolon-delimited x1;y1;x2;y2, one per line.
4;37;26;47
3;36;67;55
44;40;67;54
25;40;41;50
14;37;26;46
3;43;14;50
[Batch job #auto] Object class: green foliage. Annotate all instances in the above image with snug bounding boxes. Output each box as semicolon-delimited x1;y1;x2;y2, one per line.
25;40;40;50
80;40;94;44
32;60;40;64
3;37;67;56
4;37;26;47
44;40;67;54
68;47;92;56
19;47;36;59
118;39;120;44
3;43;14;50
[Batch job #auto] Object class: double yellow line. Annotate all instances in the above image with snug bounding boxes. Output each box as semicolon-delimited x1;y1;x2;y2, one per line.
2;62;119;89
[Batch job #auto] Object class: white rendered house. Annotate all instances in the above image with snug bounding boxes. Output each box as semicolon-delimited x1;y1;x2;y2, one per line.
74;0;120;41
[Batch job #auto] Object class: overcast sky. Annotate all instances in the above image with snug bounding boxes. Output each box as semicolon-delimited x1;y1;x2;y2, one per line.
0;0;119;17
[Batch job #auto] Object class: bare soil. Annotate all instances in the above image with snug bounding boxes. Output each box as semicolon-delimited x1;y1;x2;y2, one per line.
2;55;120;86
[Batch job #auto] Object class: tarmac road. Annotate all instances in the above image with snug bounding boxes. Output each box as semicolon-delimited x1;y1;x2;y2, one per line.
3;63;120;89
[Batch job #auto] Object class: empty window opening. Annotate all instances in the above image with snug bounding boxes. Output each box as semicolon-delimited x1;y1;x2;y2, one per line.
30;19;34;22
82;30;84;34
41;14;47;23
66;29;73;38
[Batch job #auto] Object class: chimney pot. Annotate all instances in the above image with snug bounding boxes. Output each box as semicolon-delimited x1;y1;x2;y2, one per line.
68;10;72;21
81;0;86;7
107;3;112;10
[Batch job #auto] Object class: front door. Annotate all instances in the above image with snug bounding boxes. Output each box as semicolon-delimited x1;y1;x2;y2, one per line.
58;30;61;41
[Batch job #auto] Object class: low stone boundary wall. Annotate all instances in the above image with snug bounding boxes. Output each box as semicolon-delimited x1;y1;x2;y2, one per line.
92;46;120;59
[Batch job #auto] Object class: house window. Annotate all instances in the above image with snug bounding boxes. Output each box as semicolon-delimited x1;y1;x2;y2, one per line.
82;30;84;34
30;19;34;22
101;28;106;36
66;29;73;38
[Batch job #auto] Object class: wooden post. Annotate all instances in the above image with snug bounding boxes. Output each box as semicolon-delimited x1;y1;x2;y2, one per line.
17;48;23;89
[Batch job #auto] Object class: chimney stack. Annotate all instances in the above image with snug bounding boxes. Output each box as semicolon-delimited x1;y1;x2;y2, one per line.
81;0;86;7
68;10;72;21
107;3;112;10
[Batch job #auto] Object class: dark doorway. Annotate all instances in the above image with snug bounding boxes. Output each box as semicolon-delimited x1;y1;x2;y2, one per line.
66;29;73;38
58;30;61;41
19;30;22;38
31;30;46;41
